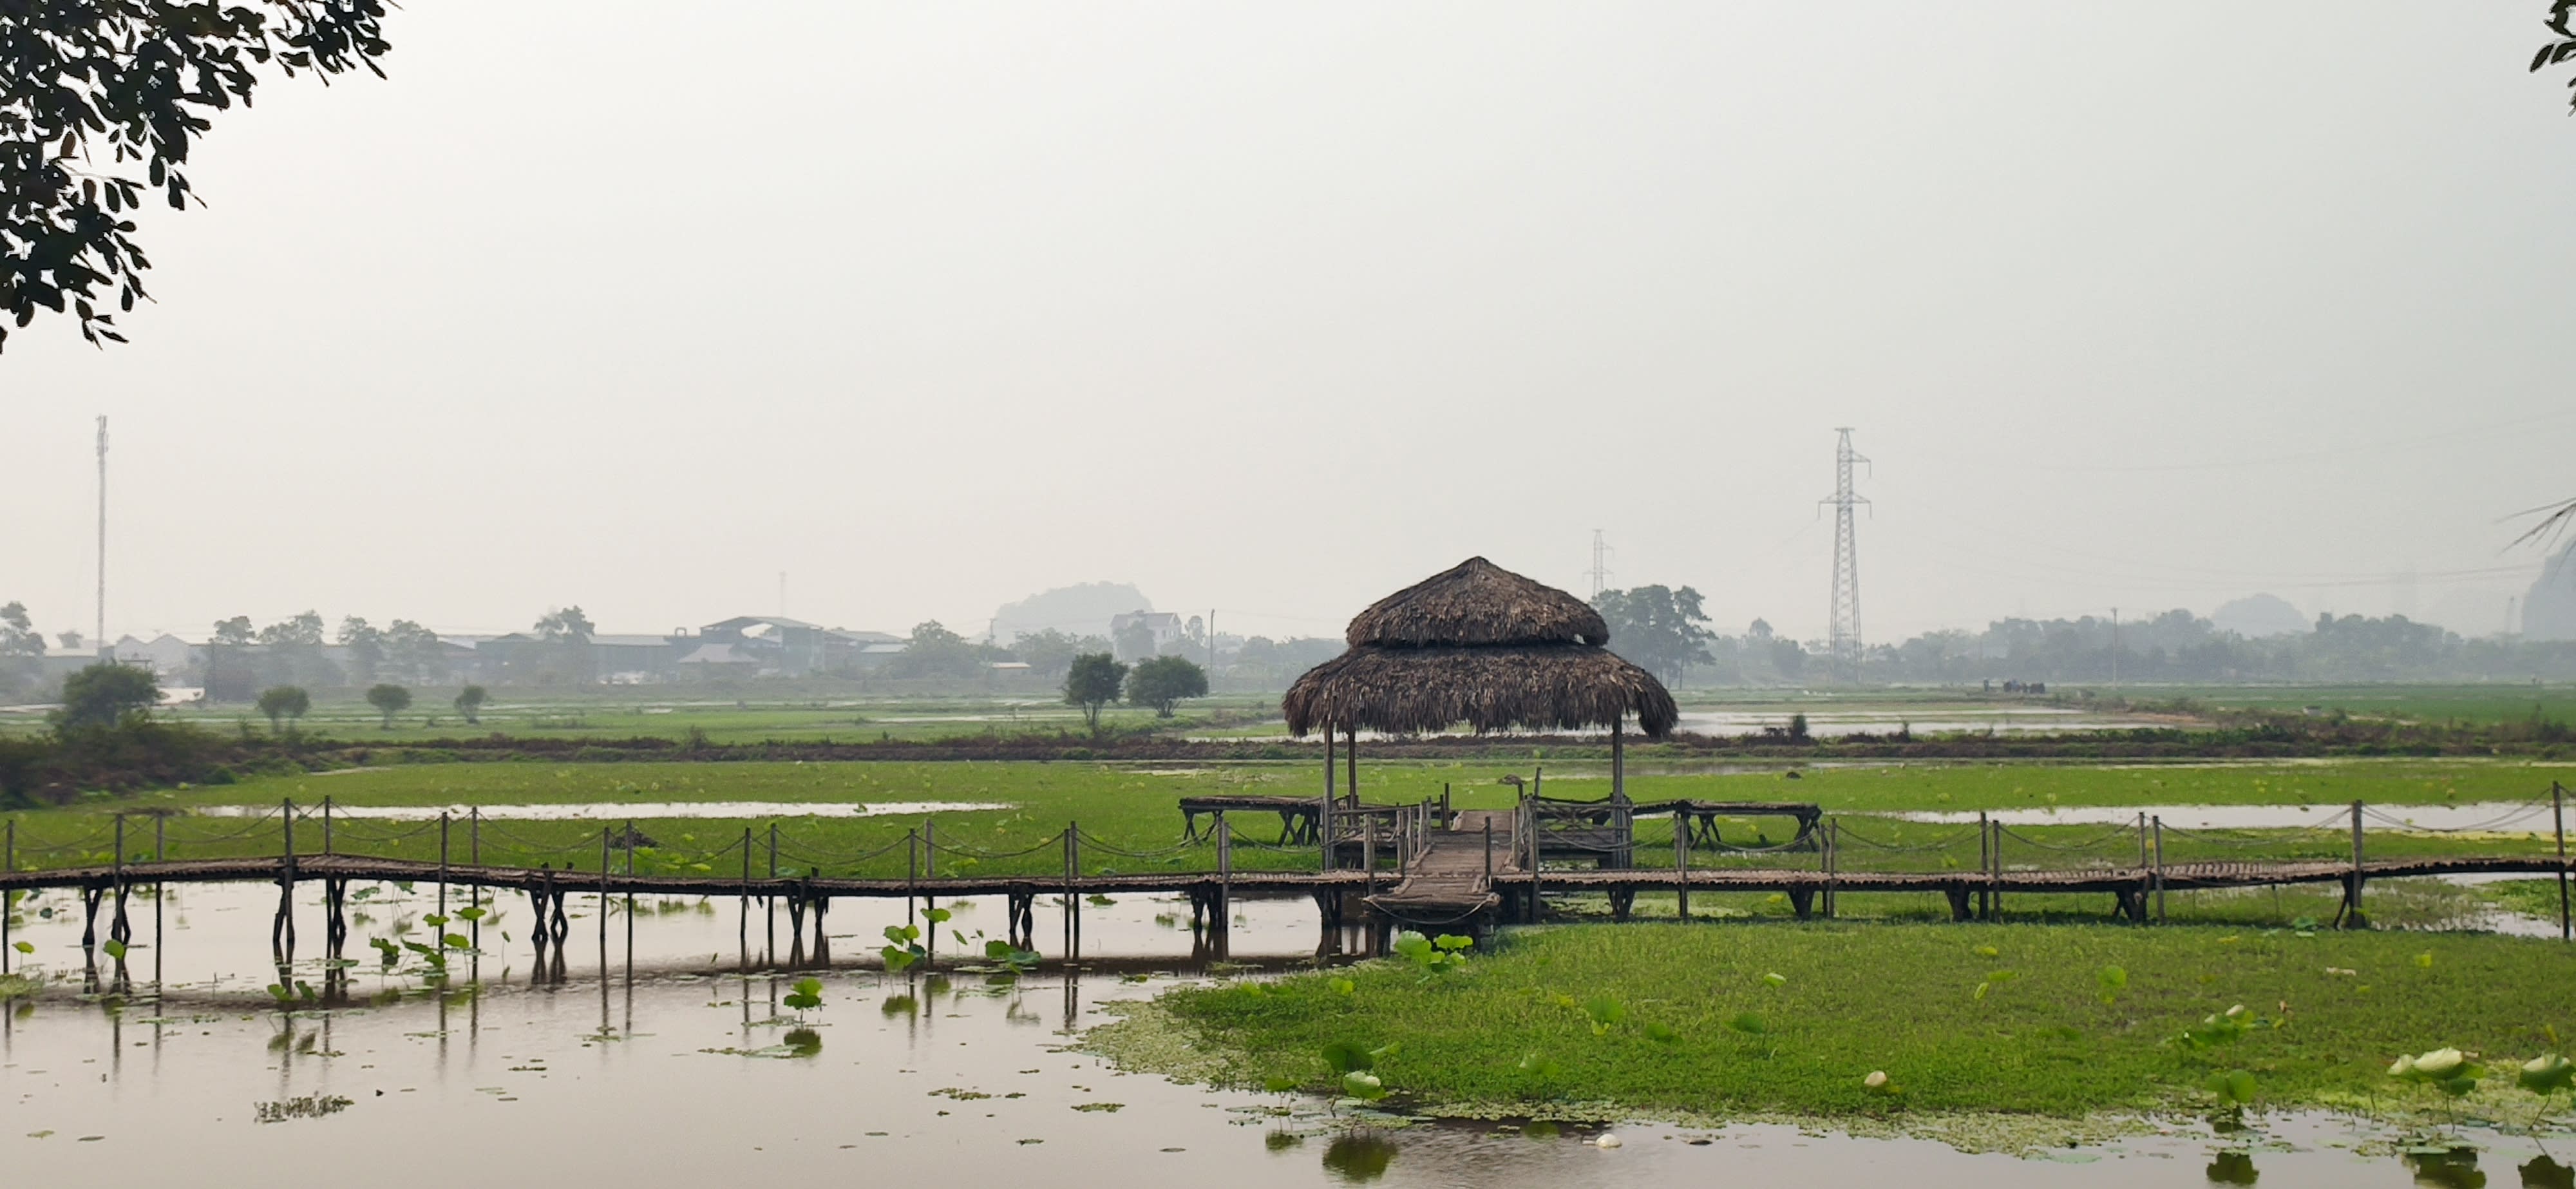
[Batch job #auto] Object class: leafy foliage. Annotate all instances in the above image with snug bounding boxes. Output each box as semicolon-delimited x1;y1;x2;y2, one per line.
1590;585;1717;684
364;683;411;728
1061;652;1127;732
254;684;310;732
2535;5;2576;115
1122;655;1208;718
50;662;158;730
0;1;392;350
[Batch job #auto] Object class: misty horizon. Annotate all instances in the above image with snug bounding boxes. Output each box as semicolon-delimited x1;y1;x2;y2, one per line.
6;4;2571;647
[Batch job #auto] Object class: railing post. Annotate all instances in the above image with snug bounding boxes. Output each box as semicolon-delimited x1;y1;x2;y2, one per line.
1675;811;1690;921
626;819;636;877
1217;808;1233;917
2136;811;2147;870
1822;818;1836;920
1976;812;1990;921
923;820;934;880
439;811;450;920
1321;729;1336;871
907;828;919;930
468;807;481;951
1483;817;1494;886
113;813;124;888
2555;782;2570;944
283;799;296;870
155;814;164;864
2152;815;2166;924
769;823;780;880
2346;799;2365;929
323;796;333;856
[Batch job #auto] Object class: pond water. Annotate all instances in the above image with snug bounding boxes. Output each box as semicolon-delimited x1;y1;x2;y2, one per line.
1672;709;2165;738
0;882;2553;1186
193;801;1015;821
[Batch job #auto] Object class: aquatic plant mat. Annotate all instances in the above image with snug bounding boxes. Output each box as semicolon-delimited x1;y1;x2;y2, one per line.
1101;922;2576;1134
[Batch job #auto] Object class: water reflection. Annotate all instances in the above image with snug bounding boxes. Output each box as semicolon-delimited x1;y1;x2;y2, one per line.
1320;1133;1397;1183
2206;1150;2259;1183
2410;1147;2489;1188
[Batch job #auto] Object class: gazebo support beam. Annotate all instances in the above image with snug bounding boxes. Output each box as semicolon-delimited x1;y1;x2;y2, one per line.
1611;718;1624;802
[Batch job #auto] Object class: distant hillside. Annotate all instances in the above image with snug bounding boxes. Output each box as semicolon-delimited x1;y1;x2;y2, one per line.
2213;593;2309;638
992;582;1151;642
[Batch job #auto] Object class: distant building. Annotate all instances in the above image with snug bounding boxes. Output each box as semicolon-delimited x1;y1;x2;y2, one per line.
666;616;899;678
1109;611;1186;659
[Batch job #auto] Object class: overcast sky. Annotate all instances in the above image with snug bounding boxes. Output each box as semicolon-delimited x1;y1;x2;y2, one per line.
5;3;2573;646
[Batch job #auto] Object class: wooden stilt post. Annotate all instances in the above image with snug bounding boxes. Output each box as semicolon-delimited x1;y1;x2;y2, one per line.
1989;818;2002;922
740;826;753;962
906;828;918;930
1068;821;1081;958
768;822;782;959
1610;719;1624;803
468;807;481;953
2555;783;2570;944
438;812;450;920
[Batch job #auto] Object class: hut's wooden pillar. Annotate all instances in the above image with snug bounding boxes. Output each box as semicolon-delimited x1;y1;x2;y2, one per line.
1611;719;1624;801
1345;727;1358;804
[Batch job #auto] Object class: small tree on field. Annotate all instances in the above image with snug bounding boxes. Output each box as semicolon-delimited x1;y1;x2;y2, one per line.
365;683;412;728
454;684;488;725
51;663;160;732
256;685;312;733
1124;656;1208;718
1063;653;1128;733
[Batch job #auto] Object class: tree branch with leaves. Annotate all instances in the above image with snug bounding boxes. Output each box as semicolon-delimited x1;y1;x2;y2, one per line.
1;1;393;351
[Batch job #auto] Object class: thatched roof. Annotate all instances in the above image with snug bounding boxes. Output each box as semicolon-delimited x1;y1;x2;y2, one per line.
1344;556;1609;648
1283;644;1678;737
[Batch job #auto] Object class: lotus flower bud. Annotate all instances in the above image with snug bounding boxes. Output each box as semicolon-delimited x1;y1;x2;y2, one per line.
2389;1055;2418;1079
1864;1070;1890;1092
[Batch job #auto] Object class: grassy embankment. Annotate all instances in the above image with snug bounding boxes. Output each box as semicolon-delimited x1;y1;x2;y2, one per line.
1115;922;2576;1120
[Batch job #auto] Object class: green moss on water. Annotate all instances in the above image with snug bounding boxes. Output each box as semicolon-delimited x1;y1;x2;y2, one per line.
1119;924;2576;1123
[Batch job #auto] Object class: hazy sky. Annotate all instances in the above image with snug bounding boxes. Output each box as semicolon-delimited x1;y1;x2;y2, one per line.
6;3;2573;646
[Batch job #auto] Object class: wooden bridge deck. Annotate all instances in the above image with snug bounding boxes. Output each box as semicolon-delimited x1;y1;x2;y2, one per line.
3;853;2564;921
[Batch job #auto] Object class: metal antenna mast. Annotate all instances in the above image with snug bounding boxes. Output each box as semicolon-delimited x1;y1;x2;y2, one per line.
1586;529;1615;601
1820;428;1869;683
95;415;108;654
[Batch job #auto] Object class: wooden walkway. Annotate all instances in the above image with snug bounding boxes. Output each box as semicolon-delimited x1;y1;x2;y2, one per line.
1362;809;1515;927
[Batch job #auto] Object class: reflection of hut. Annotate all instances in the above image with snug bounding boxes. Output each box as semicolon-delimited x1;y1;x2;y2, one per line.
1284;558;1676;864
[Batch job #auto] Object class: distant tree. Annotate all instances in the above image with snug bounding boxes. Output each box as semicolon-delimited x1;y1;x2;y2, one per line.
1768;637;1808;682
257;611;326;648
365;683;412;728
0;602;43;694
886;620;996;680
1113;616;1157;662
211;616;256;647
0;3;392;353
50;663;159;731
1009;629;1110;682
453;684;489;725
386;619;444;685
255;685;311;733
1591;585;1716;685
338;616;386;683
533;606;597;685
1063;653;1128;732
1124;656;1208;718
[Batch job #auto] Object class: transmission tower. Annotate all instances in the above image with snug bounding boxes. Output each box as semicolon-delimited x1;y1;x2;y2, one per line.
1819;428;1869;682
1586;529;1615;600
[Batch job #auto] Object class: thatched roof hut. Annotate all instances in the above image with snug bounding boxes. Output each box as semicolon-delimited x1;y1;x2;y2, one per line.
1285;557;1677;739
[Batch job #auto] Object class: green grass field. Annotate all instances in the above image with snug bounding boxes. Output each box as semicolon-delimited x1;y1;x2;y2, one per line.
1122;922;2576;1118
2107;684;2576;727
